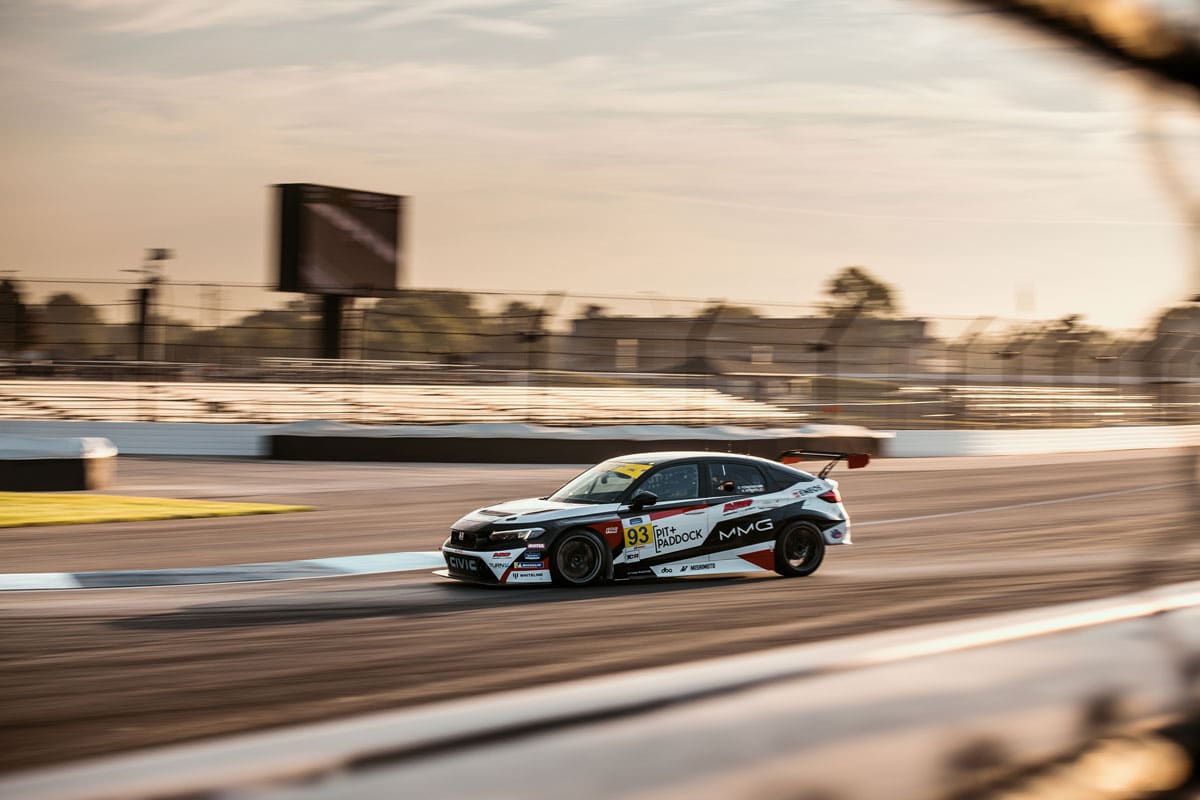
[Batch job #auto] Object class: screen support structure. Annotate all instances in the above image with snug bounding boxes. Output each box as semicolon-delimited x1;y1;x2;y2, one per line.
319;295;345;359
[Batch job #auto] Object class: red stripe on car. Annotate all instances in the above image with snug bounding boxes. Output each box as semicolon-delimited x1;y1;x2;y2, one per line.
738;548;775;571
649;504;705;521
590;520;623;547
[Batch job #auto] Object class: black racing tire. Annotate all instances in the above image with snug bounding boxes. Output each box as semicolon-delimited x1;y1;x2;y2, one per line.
549;529;610;587
773;521;826;577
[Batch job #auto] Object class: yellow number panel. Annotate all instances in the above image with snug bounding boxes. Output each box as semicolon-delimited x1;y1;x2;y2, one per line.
622;523;655;549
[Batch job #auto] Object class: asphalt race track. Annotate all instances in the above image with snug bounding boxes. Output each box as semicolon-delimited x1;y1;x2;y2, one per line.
3;451;1198;773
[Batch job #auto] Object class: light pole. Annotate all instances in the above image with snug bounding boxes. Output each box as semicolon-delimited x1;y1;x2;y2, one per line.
122;249;172;365
144;249;171;363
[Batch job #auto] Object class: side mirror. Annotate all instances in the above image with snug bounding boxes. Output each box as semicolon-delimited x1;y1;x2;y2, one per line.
628;491;658;511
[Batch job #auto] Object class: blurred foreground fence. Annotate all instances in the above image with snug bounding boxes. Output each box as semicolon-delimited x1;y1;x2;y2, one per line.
5;277;1200;428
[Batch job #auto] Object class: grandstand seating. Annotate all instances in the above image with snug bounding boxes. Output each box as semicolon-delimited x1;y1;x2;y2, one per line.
0;380;799;426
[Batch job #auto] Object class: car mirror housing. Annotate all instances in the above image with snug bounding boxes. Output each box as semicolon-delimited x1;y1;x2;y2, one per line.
629;491;658;511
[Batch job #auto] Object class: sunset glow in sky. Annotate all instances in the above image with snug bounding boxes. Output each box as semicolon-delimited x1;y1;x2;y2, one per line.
3;0;1200;329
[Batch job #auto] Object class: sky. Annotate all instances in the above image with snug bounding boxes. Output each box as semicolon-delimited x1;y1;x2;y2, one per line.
3;0;1200;330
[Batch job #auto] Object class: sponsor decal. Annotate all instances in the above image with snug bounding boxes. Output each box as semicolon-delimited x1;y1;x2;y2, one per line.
723;499;753;513
605;526;618;535
514;560;545;569
680;563;716;572
654;526;704;551
739;484;764;493
625;549;640;561
659;566;674;574
447;555;480;574
718;518;775;541
526;542;546;550
494;552;511;558
508;570;549;582
830;529;844;540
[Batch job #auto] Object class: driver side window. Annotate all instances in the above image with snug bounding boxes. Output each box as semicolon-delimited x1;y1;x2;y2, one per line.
638;464;700;502
709;462;768;496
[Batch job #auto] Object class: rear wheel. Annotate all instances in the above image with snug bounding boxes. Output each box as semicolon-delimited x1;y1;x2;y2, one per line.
773;521;825;577
550;529;609;587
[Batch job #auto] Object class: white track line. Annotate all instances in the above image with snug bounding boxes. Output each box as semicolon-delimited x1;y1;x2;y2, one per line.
855;480;1191;527
0;552;446;592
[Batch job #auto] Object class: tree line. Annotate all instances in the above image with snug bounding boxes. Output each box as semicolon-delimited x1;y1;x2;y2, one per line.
2;268;1164;367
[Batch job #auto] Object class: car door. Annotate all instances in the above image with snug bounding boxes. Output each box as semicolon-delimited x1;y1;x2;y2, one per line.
618;462;708;568
704;460;776;554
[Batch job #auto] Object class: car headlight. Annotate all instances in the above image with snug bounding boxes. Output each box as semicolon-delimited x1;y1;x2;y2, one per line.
488;527;545;542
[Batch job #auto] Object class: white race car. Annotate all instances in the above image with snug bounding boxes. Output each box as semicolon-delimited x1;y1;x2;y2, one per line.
440;449;867;587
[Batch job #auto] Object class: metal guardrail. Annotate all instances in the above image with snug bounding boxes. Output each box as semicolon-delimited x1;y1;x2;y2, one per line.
3;581;1197;800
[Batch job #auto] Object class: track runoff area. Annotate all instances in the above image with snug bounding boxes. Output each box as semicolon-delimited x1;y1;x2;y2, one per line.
1;450;1197;773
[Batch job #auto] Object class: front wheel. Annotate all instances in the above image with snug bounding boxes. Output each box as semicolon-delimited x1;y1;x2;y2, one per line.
549;529;609;587
774;521;825;577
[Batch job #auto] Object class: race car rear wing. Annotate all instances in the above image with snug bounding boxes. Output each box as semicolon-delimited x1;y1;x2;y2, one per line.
778;450;870;479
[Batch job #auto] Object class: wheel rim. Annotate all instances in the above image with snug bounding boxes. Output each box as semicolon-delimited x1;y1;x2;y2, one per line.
783;527;818;569
557;535;602;582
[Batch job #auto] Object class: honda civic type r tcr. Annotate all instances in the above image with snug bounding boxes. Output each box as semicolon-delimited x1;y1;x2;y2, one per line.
439;450;868;587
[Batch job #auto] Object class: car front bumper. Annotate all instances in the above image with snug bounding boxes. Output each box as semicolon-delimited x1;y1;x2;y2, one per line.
441;543;553;585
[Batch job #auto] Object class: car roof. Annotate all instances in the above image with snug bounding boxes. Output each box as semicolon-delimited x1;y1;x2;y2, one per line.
608;451;787;468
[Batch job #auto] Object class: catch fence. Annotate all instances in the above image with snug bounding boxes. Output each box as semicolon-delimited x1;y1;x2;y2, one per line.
3;277;1198;428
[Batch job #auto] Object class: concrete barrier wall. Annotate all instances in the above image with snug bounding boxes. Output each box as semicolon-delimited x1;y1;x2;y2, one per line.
0;421;271;457
2;420;1199;460
887;424;1200;457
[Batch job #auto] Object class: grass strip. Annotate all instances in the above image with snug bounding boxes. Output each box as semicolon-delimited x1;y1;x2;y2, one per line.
0;493;311;528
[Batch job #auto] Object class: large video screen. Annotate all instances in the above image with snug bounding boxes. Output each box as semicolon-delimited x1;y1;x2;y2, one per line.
275;183;404;296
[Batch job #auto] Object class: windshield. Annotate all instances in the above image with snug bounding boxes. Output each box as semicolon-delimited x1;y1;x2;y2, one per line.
548;460;655;504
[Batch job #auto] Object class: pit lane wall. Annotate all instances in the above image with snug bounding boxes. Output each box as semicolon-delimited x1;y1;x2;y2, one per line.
4;581;1197;800
1;420;1199;459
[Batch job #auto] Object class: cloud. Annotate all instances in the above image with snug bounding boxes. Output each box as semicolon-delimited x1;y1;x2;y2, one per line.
51;0;377;33
50;0;552;36
450;15;552;38
363;0;553;38
49;0;785;37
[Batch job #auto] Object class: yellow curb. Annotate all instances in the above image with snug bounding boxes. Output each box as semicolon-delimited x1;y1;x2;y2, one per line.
0;493;312;528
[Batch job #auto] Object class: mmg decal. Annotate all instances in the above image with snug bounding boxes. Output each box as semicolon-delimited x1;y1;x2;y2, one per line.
718;518;775;541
